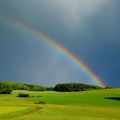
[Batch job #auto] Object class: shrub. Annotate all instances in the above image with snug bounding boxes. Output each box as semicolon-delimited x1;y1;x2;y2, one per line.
36;95;42;97
18;92;30;97
34;101;46;104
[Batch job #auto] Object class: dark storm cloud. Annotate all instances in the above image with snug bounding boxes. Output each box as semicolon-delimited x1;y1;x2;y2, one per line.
0;0;120;87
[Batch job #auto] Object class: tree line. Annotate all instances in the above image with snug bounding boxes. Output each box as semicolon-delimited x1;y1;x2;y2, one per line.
0;81;53;94
54;83;102;92
0;80;113;94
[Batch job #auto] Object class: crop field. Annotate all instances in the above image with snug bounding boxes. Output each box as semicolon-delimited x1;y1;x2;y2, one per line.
0;89;120;120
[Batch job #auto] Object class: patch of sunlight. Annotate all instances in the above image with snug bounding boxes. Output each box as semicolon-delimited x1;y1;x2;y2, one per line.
0;106;28;115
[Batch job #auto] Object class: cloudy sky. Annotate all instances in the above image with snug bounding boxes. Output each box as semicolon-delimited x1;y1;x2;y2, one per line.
0;0;120;87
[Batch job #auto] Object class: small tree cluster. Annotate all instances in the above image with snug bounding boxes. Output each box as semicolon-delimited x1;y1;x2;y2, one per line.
105;86;113;89
0;81;48;94
24;84;46;91
0;82;12;94
54;83;102;92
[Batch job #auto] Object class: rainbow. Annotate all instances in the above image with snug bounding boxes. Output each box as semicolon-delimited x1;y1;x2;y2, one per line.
0;15;106;88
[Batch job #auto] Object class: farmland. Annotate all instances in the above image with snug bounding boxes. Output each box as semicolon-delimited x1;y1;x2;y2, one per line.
0;89;120;120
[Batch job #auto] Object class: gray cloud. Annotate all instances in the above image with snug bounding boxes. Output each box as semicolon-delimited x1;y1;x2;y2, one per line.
0;0;120;87
34;0;109;30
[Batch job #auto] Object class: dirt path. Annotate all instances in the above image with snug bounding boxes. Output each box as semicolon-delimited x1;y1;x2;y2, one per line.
25;106;43;115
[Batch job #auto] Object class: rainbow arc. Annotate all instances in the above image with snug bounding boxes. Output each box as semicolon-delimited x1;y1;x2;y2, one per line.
0;15;106;88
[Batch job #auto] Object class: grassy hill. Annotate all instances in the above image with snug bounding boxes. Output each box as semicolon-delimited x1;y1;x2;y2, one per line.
0;89;120;120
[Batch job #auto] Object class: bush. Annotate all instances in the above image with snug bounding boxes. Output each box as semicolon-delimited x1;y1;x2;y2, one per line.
18;92;30;97
34;101;46;104
36;95;42;97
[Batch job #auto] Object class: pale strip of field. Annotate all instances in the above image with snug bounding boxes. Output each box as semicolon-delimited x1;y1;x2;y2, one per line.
0;106;28;115
7;104;120;120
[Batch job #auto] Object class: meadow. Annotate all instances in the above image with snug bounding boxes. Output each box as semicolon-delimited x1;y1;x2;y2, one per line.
0;89;120;120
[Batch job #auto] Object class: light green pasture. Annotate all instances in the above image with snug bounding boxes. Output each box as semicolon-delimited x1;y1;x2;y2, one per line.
0;106;28;115
0;89;120;120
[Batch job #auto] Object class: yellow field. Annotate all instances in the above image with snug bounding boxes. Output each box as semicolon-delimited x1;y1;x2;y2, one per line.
0;106;28;115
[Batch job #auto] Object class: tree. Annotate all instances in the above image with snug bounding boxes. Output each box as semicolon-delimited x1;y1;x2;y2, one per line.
0;82;13;94
105;86;113;89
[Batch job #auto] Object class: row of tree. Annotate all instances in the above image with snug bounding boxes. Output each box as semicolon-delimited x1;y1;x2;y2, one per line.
0;81;113;94
0;81;53;94
54;83;102;92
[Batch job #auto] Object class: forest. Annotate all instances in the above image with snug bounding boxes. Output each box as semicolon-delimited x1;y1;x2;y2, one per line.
0;81;106;94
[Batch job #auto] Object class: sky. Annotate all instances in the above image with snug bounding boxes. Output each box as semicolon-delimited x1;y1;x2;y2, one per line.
0;0;120;87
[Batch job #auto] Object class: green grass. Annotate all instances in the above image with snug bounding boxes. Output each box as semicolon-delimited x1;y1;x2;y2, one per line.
0;89;120;120
0;106;29;115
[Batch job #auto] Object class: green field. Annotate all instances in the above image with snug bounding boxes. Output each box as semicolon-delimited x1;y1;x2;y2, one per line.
0;89;120;120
